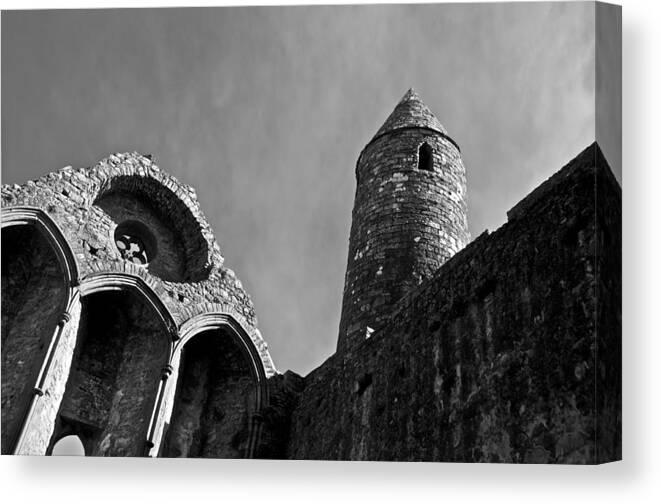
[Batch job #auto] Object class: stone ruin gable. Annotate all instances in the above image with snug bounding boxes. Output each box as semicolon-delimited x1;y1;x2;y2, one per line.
1;153;275;377
285;143;621;463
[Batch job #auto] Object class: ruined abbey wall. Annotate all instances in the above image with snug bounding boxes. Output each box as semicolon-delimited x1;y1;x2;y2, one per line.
50;290;170;456
1;225;69;451
1;153;275;456
285;144;621;463
162;329;256;458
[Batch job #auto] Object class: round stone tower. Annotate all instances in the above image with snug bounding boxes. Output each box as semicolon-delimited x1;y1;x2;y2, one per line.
337;89;470;353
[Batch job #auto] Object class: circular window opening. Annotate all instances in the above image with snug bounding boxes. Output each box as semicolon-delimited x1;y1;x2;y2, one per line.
114;220;157;266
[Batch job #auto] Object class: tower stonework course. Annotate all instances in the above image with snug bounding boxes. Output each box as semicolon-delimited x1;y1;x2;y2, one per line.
338;89;470;353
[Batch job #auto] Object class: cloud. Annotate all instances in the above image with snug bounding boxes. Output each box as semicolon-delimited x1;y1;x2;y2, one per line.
1;4;604;374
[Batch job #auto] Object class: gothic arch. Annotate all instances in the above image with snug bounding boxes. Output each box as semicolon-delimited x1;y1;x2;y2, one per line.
156;313;269;458
78;272;178;342
1;206;79;291
48;273;177;456
176;313;271;390
1;206;80;454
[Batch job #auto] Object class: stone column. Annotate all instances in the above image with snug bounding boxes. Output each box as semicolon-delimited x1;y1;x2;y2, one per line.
14;295;81;455
144;363;174;457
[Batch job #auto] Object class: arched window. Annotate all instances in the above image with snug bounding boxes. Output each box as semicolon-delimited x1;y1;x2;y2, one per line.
418;143;434;172
48;289;170;457
163;329;257;458
51;435;85;456
1;224;69;454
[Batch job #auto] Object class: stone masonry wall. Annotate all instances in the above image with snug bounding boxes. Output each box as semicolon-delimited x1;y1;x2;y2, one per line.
18;297;82;455
595;155;622;462
162;330;255;458
253;370;305;459
94;192;188;282
1;153;275;375
1;225;68;453
53;290;169;456
337;128;469;354
2;152;276;456
287;143;621;463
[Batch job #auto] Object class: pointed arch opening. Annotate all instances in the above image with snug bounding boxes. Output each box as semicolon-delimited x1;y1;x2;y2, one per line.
47;288;171;456
162;328;259;458
1;223;69;453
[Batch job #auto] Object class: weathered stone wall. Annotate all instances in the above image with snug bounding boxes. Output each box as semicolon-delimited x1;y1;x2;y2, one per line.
94;191;188;282
287;144;621;464
595;155;622;462
2;152;276;456
162;330;255;458
1;225;68;453
18;297;82;455
51;291;169;456
253;370;305;459
1;154;274;373
338;93;469;354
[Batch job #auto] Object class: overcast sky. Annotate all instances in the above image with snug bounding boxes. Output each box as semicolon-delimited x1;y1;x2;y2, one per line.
1;3;619;375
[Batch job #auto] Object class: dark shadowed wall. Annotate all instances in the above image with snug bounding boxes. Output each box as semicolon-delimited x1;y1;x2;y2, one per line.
284;144;621;463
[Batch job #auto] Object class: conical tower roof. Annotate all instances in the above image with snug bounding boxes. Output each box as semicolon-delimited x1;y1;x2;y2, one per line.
372;88;448;141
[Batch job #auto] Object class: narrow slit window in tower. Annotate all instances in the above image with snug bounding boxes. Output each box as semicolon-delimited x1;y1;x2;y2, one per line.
418;143;434;172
